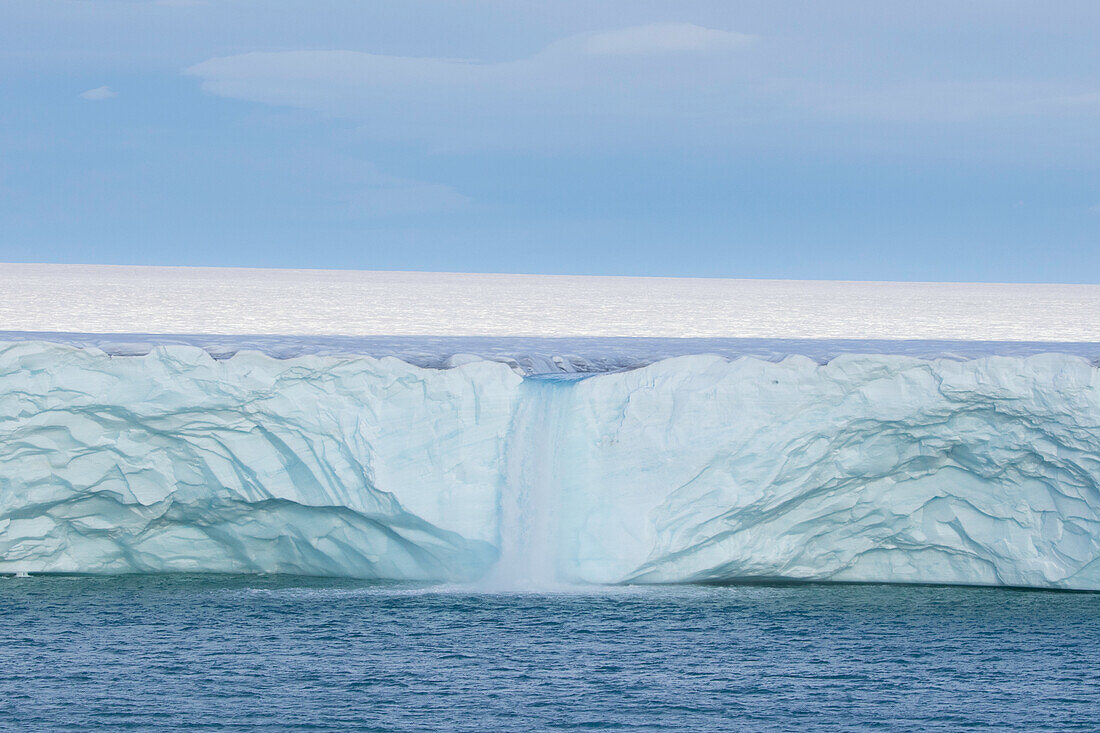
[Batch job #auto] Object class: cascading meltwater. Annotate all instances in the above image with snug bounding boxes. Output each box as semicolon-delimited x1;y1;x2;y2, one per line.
484;376;578;590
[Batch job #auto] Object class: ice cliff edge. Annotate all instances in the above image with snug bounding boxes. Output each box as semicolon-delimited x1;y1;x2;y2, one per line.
2;341;1099;590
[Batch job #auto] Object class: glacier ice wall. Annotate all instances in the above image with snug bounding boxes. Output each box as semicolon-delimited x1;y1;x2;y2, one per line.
554;355;1100;590
2;342;1099;590
0;342;520;580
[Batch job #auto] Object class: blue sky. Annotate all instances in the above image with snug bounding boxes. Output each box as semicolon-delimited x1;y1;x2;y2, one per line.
2;1;1099;282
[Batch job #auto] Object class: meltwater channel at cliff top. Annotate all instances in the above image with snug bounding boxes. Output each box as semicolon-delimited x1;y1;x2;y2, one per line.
2;332;1100;591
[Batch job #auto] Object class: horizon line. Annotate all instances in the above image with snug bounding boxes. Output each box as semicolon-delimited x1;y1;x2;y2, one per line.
3;261;1098;288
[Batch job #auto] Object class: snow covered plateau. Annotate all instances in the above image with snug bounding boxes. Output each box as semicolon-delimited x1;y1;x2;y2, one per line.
2;339;1100;590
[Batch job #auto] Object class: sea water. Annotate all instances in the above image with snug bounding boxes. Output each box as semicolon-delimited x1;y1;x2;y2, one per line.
0;575;1097;731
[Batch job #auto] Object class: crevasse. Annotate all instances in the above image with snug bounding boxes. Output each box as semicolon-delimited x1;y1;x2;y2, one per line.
1;341;1099;590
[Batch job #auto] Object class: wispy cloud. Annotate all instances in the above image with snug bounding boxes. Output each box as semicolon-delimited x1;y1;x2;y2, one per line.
79;86;118;101
184;23;754;150
184;22;1100;155
574;23;752;55
342;168;471;217
813;81;1100;123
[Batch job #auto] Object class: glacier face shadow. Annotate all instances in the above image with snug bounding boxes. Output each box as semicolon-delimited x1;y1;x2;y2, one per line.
1;341;1099;590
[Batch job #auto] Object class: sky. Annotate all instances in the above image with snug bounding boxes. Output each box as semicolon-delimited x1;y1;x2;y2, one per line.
1;1;1099;282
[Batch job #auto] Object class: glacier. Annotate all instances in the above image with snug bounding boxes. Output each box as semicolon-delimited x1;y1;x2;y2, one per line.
1;340;1100;590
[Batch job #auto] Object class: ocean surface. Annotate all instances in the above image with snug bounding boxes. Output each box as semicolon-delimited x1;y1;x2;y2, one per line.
1;576;1097;731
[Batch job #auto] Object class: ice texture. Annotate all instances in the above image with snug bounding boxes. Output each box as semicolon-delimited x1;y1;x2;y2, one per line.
2;341;1099;590
0;342;519;580
5;263;1100;341
554;355;1100;589
5;331;1100;375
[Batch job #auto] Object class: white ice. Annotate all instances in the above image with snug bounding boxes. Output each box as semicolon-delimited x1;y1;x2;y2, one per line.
3;262;1100;341
2;341;1099;590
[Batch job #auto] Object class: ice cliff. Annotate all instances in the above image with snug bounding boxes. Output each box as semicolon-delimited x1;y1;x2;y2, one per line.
2;341;1099;590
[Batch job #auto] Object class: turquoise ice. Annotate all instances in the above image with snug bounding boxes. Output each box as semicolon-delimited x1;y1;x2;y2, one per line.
2;342;1099;590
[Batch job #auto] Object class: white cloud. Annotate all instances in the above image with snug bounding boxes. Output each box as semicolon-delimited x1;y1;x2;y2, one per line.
184;24;753;150
814;81;1100;123
342;168;471;216
185;22;751;103
183;22;1100;154
345;183;470;217
79;86;118;101
578;23;752;55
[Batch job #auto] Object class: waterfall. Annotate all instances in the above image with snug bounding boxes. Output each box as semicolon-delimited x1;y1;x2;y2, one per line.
485;375;579;590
